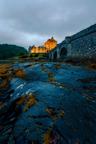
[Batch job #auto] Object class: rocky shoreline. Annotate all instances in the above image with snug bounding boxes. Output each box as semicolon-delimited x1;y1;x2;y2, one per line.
0;62;96;144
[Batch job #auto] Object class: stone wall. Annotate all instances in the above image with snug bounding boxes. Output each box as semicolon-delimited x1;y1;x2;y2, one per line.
66;24;96;59
49;24;96;60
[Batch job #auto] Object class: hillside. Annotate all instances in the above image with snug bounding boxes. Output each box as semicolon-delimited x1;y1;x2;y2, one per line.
0;44;28;59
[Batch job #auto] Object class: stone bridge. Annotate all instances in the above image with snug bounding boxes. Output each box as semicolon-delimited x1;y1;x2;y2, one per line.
48;37;70;60
48;24;96;61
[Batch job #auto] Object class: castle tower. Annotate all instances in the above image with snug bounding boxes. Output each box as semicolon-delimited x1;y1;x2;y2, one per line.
44;37;57;52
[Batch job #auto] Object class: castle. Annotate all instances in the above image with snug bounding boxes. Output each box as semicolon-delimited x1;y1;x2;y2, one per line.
29;37;57;54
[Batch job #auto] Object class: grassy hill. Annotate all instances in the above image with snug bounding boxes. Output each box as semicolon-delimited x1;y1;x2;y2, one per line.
0;44;28;59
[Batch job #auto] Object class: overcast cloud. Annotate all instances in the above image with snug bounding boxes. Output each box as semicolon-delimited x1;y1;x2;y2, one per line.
0;0;96;48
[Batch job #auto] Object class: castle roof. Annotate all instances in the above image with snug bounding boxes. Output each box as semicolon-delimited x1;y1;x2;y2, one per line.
44;37;57;44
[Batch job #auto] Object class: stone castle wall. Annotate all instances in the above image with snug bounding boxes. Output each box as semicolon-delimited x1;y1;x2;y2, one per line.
66;24;96;59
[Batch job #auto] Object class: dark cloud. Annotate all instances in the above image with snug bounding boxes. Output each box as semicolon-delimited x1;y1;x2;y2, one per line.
0;0;96;48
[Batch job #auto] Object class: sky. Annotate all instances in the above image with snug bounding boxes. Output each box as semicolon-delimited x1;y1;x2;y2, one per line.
0;0;96;49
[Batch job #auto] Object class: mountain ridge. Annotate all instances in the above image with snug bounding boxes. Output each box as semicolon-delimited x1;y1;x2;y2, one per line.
0;44;28;59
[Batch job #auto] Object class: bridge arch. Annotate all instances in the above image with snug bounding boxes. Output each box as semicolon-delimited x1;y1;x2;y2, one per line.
60;47;67;58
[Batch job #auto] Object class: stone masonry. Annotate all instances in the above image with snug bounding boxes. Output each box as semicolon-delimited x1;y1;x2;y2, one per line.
49;24;96;60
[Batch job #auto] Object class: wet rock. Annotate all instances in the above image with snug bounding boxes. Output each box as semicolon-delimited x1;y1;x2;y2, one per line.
0;79;9;89
43;128;60;144
15;93;37;112
14;69;26;78
46;107;65;120
78;77;96;83
0;64;11;77
87;63;96;70
54;63;62;69
0;62;96;143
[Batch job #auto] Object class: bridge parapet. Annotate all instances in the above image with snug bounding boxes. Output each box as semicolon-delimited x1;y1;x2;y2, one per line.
48;24;96;61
